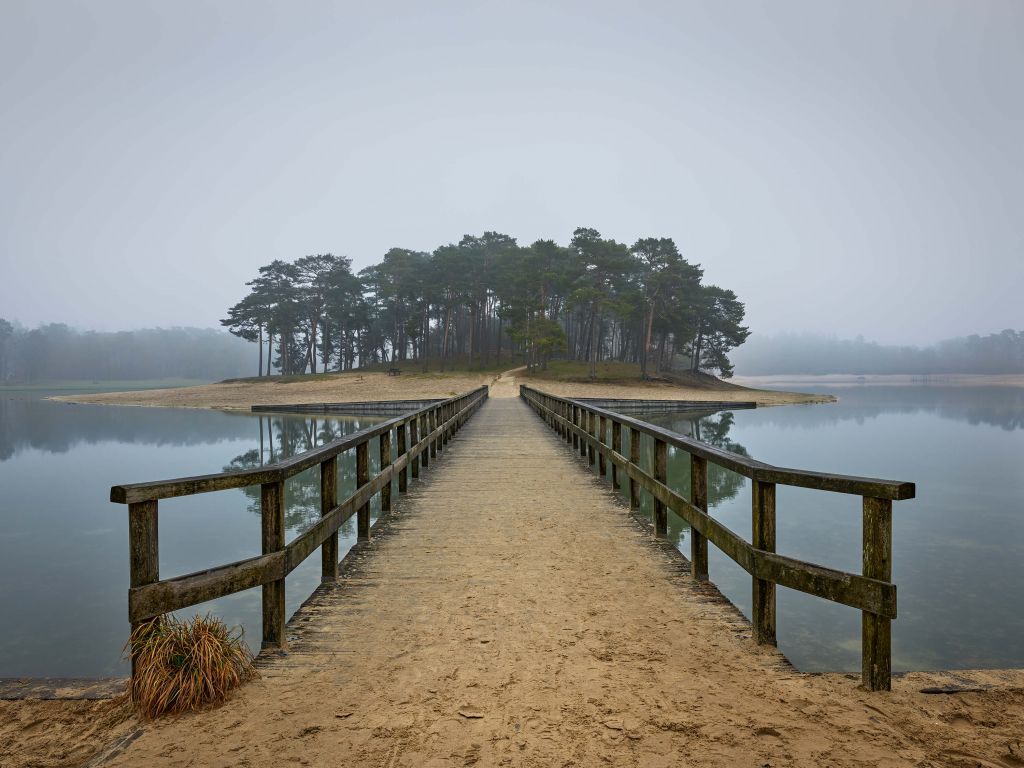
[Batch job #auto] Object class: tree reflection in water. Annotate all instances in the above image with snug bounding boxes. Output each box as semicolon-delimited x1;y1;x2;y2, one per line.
631;410;750;550
225;414;383;535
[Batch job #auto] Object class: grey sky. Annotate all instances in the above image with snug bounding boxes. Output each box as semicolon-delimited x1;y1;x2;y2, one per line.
1;0;1021;345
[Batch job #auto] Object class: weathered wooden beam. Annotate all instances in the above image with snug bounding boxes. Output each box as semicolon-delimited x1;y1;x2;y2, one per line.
587;412;596;466
421;414;430;469
611;421;622;490
397;422;408;493
129;551;285;624
410;418;420;479
606;447;897;617
653;439;667;538
260;480;286;650
128;500;159;675
356;441;370;541
111;386;489;504
598;416;607;477
752;480;777;646
379;430;392;513
629;427;641;509
518;387;913;500
690;454;709;581
320;456;338;582
863;496;893;691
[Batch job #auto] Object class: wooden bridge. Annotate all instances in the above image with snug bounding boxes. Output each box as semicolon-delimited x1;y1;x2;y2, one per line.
107;384;924;765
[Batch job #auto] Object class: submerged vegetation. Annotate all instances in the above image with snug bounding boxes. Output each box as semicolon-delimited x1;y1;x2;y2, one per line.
126;615;257;719
221;228;751;380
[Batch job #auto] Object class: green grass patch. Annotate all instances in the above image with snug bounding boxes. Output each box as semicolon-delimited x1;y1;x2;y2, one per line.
521;360;649;383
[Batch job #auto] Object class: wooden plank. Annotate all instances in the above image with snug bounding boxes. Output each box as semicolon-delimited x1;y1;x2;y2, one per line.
605;447;896;617
380;429;392;512
519;387;914;500
421;414;430;468
129;551;286;624
127;500;159;675
629;428;641;509
752;480;777;646
357;441;370;541
397;422;408;493
410;417;420;479
286;469;390;569
690;454;709;581
111;387;488;504
653;439;667;538
587;412;595;467
863;496;893;691
611;421;622;490
522;388;900;621
320;456;338;582
261;480;286;649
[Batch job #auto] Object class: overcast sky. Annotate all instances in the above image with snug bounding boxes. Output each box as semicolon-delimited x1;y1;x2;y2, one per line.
1;0;1021;345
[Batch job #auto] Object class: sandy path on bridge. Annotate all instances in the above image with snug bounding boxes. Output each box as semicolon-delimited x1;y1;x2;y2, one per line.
96;398;1022;767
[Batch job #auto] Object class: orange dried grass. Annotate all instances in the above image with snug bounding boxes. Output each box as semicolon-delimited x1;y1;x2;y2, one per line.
126;614;257;718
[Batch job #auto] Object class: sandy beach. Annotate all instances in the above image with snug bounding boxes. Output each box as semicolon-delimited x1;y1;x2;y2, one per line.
51;367;832;410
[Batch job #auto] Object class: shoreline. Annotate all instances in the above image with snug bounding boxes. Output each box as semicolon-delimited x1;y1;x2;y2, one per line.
48;369;833;410
734;372;1024;388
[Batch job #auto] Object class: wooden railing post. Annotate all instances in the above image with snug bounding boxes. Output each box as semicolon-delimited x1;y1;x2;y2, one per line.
261;479;286;649
629;428;641;509
598;415;607;477
752;480;777;646
443;404;450;445
863;496;893;691
690;454;709;581
429;408;438;459
128;500;159;676
421;413;430;469
410;417;420;479
611;421;622;490
356;441;370;541
587;411;596;466
397;422;408;493
321;456;338;581
572;406;580;452
380;430;392;513
563;402;570;441
654;439;668;537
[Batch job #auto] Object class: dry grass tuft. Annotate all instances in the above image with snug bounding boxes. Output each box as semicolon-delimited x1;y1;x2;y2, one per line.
126;615;257;719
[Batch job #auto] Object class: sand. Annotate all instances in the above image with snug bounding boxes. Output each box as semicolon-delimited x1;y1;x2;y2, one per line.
5;396;1022;767
52;367;830;410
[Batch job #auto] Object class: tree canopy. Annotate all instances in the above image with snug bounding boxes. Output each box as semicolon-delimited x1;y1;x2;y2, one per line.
221;228;752;379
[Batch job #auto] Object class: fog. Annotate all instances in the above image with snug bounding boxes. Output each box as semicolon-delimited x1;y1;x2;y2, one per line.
1;1;1021;346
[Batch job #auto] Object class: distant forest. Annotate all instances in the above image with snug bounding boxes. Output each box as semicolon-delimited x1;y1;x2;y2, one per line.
0;322;251;384
221;228;750;379
732;330;1024;376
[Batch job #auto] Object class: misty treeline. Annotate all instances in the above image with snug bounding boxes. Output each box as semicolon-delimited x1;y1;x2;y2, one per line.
732;330;1024;376
221;228;750;379
0;320;251;384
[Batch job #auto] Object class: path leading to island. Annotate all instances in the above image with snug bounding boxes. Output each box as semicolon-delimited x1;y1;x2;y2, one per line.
104;396;1021;767
488;365;526;398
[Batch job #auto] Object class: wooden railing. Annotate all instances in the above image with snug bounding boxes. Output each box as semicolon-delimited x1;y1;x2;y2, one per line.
112;386;489;671
520;386;914;691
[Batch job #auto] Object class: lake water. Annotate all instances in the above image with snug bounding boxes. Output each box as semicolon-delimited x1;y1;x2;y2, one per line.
0;390;387;678
0;384;1021;678
624;384;1024;673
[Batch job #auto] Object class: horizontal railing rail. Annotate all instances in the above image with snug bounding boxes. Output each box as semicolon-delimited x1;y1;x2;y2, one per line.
113;386;489;673
520;385;914;691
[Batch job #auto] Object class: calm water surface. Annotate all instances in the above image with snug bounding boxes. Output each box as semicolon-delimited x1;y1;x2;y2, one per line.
625;384;1024;672
0;390;387;678
1;384;1021;677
